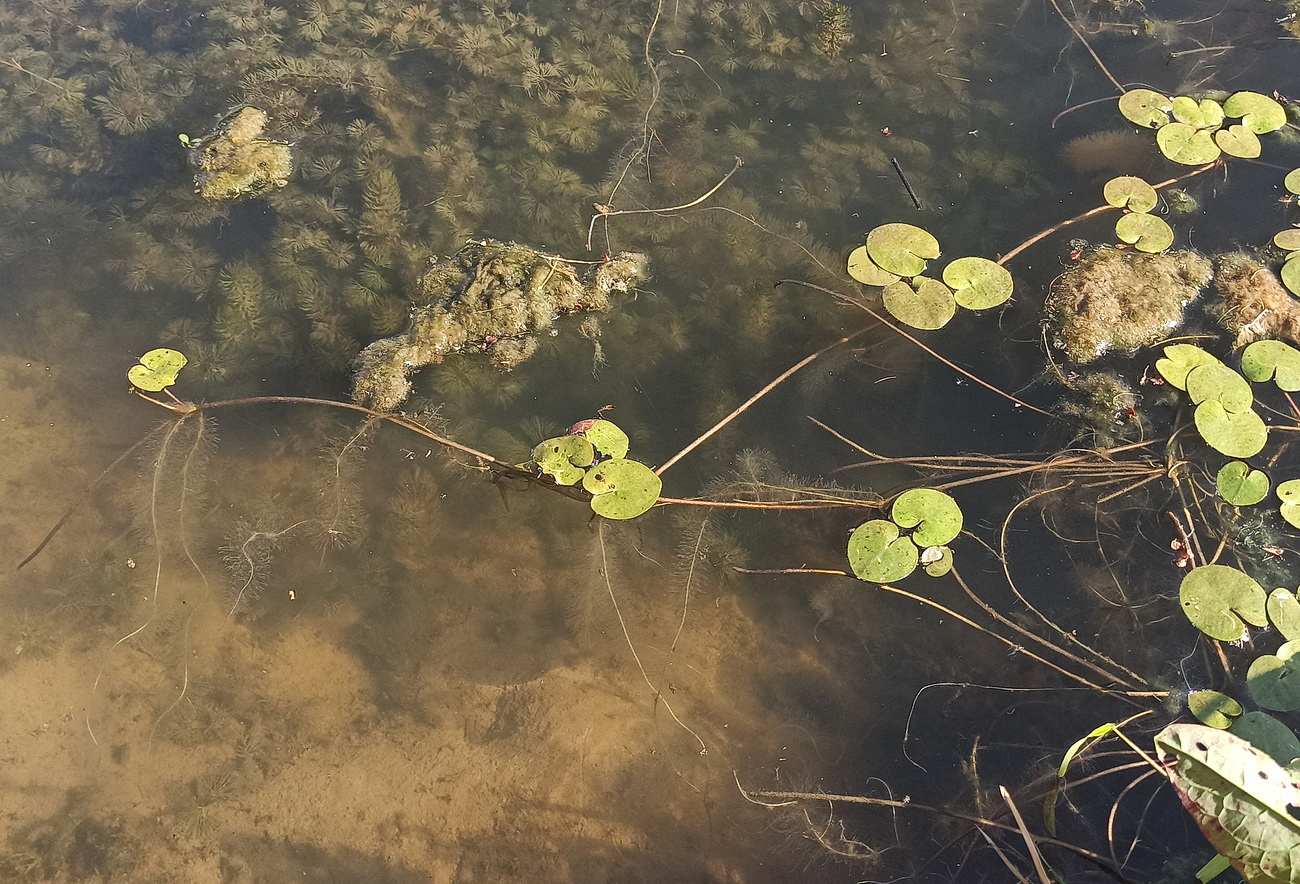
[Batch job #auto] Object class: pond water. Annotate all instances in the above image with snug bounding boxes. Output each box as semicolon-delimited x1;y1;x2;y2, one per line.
1;0;1298;881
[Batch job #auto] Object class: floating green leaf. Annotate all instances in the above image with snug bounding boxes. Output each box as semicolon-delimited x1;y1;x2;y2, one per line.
1242;340;1300;392
1278;480;1300;530
942;256;1013;310
1156;723;1300;884
1223;91;1287;134
127;348;188;392
1195;400;1267;458
865;222;941;277
583;458;661;520
1171;96;1224;130
1188;690;1243;729
1274;229;1300;253
847;520;919;583
1286;169;1300;196
533;435;596;485
920;545;953;578
1185;363;1254;412
1118;88;1172;128
1156;122;1222;165
1267;589;1300;642
1229;711;1300;766
882;277;956;330
1214;124;1262;159
892;488;962;547
1247;641;1300;712
579;420;629;459
1217;461;1269;507
1178;564;1268;641
847;245;902;286
1156;344;1222;390
1103;176;1159;213
1282;257;1300;298
1115;212;1174;253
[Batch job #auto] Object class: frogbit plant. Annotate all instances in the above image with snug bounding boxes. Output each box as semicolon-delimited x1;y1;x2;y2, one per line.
530;418;661;520
846;487;961;582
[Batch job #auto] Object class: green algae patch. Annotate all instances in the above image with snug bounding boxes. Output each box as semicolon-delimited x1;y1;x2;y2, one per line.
1210;254;1300;349
188;107;293;201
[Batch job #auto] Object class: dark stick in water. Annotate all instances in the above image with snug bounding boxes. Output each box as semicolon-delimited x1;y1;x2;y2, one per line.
891;157;923;210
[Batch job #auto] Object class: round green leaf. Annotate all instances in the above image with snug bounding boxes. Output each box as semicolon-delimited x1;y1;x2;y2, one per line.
1216;461;1269;506
891;488;963;547
865;223;941;277
847;520;919;583
1156;343;1222;390
942;257;1013;310
1223;90;1287;134
1156;122;1222;165
1114;212;1174;253
1171;96;1224;130
1188;690;1243;729
1194;400;1267;458
1178;563;1268;641
1185;363;1253;412
1247;641;1300;712
1286;169;1300;196
533;435;596;486
1273;229;1300;253
1213;124;1261;159
1282;256;1300;297
1277;479;1300;529
1229;711;1300;765
920;545;953;578
1102;176;1158;213
882;277;956;330
583;458;661;520
1241;340;1300;391
127;348;188;392
1267;588;1300;642
1118;88;1172;128
579;420;629;459
847;245;901;286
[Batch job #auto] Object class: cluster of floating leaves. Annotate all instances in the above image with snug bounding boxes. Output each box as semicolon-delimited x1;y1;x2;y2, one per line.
1155;343;1268;458
846;223;1013;330
1118;89;1287;165
530;419;661;520
1270;169;1300;296
846;488;961;582
1102;176;1173;253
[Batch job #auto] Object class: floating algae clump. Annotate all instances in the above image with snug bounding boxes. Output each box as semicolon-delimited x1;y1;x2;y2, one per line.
352;241;648;411
1044;247;1212;363
188;107;293;201
1210;253;1300;348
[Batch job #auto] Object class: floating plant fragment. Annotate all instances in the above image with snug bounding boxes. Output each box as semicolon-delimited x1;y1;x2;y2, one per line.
1229;712;1300;766
1277;480;1300;529
1102;176;1158;213
882;277;955;330
1115;212;1174;253
1156;123;1221;166
127;348;188;392
188;106;293;200
865;223;940;277
577;419;629;459
848;520;920;583
1223;91;1287;134
1246;641;1300;712
1188;690;1243;729
1194;400;1267;458
532;435;596;485
1214;125;1262;159
1267;588;1300;642
920;545;953;577
1241;340;1300;391
1119;88;1173;128
942;257;1013;310
583;458;661;520
1156;343;1222;390
891;488;962;547
1178;564;1268;642
847;245;901;286
1216;461;1269;507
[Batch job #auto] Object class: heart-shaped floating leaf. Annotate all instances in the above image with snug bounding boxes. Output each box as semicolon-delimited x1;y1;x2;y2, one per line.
1229;711;1300;766
1156;343;1222;389
1287;169;1300;197
1248;641;1300;712
533;435;596;485
1188;690;1243;729
1185;363;1254;412
1195;400;1267;458
1217;461;1269;506
1115;212;1174;253
583;457;661;520
1274;229;1300;253
892;488;962;547
882;277;956;330
942;256;1013;310
1156;723;1300;884
127;348;187;392
1103;176;1159;213
1268;588;1300;642
1156;122;1222;165
920;545;953;577
1282;257;1300;298
1214;124;1262;159
1278;479;1300;530
1242;340;1300;392
1179;564;1268;641
1171;96;1224;130
866;223;941;277
1223;90;1287;134
847;245;902;286
579;419;629;459
1119;88;1173;128
848;519;919;583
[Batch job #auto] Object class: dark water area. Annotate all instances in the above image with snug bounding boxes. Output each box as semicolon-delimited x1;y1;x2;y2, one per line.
1;0;1299;881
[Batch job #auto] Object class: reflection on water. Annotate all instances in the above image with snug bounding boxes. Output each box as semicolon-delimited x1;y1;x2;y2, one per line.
1;0;1299;879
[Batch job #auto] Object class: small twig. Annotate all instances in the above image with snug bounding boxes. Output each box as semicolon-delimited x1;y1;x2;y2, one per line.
1000;786;1052;884
891;157;923;210
586;156;744;250
1045;0;1124;94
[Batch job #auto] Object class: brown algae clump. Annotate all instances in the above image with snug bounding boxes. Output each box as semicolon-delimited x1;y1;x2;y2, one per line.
1044;247;1212;363
1210;253;1300;348
352;241;648;411
188;107;293;201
